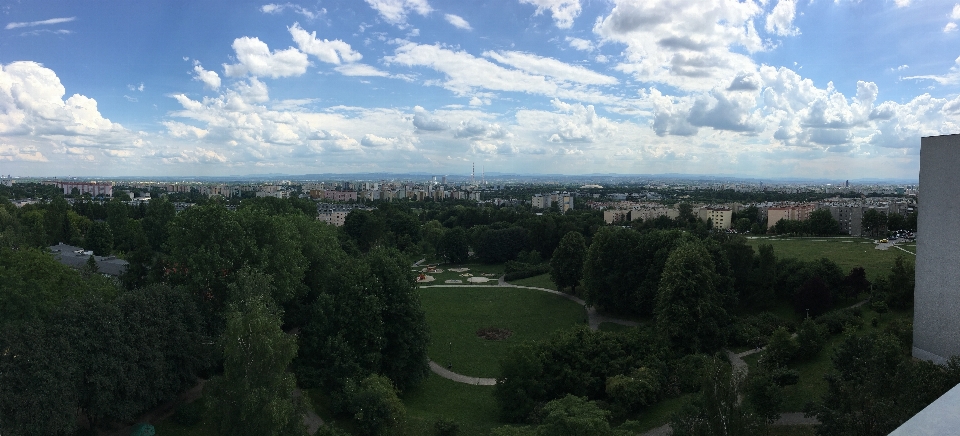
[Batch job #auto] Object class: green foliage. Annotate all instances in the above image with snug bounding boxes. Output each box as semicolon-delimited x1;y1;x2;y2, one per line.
439;227;470;264
728;312;789;349
494;327;667;423
670;359;766;436
550;231;587;293
885;255;914;310
343;209;386;252
206;295;305;436
85;221;113;255
536;395;613;436
815;308;863;335
0;247;117;327
345;374;406;436
605;367;661;418
808;334;960;436
655;239;728;354
807;209;840;236
475;227;530;263
795;318;828;359
173;399;207;426
746;368;785;424
762;327;798;370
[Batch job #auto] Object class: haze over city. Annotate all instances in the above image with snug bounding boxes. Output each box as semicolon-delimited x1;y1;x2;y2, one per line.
1;0;959;179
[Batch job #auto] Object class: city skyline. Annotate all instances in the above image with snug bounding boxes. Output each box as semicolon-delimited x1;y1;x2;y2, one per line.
1;0;959;179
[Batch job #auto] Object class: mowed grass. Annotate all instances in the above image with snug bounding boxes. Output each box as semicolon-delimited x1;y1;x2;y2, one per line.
507;272;558;291
402;373;500;436
745;237;912;281
419;286;587;378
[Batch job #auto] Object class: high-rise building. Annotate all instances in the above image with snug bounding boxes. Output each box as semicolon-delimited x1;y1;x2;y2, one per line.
914;133;960;364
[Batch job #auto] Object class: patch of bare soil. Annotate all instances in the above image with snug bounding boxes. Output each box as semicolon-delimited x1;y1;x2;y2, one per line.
476;327;512;341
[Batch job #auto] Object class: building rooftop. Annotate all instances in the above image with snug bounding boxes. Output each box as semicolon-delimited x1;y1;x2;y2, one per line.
49;243;129;277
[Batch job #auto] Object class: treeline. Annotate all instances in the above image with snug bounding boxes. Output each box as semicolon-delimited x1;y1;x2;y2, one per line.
0;195;432;435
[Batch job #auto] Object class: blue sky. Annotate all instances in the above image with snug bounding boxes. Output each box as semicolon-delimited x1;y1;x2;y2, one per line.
1;0;959;179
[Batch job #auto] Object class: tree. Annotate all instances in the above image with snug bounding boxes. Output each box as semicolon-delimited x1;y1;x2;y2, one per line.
841;266;871;300
142;195;175;252
475;226;530;263
734;217;752;234
886;255;915;310
670;359;766;436
762;327;798;370
655;240;728;353
438;227;469;264
550;231;587;293
85;221;113;256
862;209;887;238
345;374;406;436
206;295;306;436
343;209;386;252
794;276;832;317
807;209;839;236
536;395;613;436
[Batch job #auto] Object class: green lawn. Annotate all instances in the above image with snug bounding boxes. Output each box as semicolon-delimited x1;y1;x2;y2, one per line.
417;262;504;286
419;286;587;378
745;237;911;281
402;373;500;436
507;272;557;291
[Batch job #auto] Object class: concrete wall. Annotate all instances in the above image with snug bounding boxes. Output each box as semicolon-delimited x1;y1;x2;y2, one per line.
914;134;960;364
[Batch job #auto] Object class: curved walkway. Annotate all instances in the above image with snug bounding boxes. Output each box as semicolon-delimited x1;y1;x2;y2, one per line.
419;279;639;385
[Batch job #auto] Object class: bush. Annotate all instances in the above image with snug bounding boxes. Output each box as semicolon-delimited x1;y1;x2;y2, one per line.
761;328;797;370
816;309;863;335
795;318;828;359
173;399;206;426
605;367;661;418
345;374;406;436
769;368;799;386
728;313;789;348
434;418;460;436
667;354;710;395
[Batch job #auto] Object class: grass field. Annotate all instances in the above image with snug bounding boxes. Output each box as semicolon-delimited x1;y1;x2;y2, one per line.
402;373;500;436
745;237;913;281
419;286;587;378
506;272;557;290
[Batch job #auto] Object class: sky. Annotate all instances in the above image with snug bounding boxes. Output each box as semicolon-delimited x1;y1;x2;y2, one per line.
1;0;959;179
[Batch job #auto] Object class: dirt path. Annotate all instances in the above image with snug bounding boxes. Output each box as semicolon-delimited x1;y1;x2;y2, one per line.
428;361;496;385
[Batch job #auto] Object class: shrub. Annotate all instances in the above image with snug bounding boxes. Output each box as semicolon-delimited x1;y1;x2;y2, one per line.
816;309;863;335
795;318;828;359
761;328;797;370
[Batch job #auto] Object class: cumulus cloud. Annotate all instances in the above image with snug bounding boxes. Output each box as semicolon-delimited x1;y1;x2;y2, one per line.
193;63;221;89
765;0;800;36
945;22;958;33
566;37;594;51
5;17;75;30
519;0;581;29
594;0;764;91
364;0;432;26
445;14;472;30
223;36;309;78
289;22;362;64
455;119;508;139
953;4;960;19
412;106;448;131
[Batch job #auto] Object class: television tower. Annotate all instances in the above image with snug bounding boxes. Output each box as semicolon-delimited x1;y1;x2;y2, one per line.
472;162;475;185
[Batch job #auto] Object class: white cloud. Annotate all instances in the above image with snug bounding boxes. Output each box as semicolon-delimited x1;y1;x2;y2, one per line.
335;63;390;76
260;3;325;20
594;0;765;91
445;14;472;30
904;56;960;85
364;0;432;26
519;0;581;29
412;106;448;131
193;63;221;89
289;22;362;64
223;36;309;78
952;4;960;20
945;22;958;33
485;50;618;85
894;0;911;7
5;17;75;30
127;83;145;92
566;37;594;51
765;0;800;36
0;144;48;162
